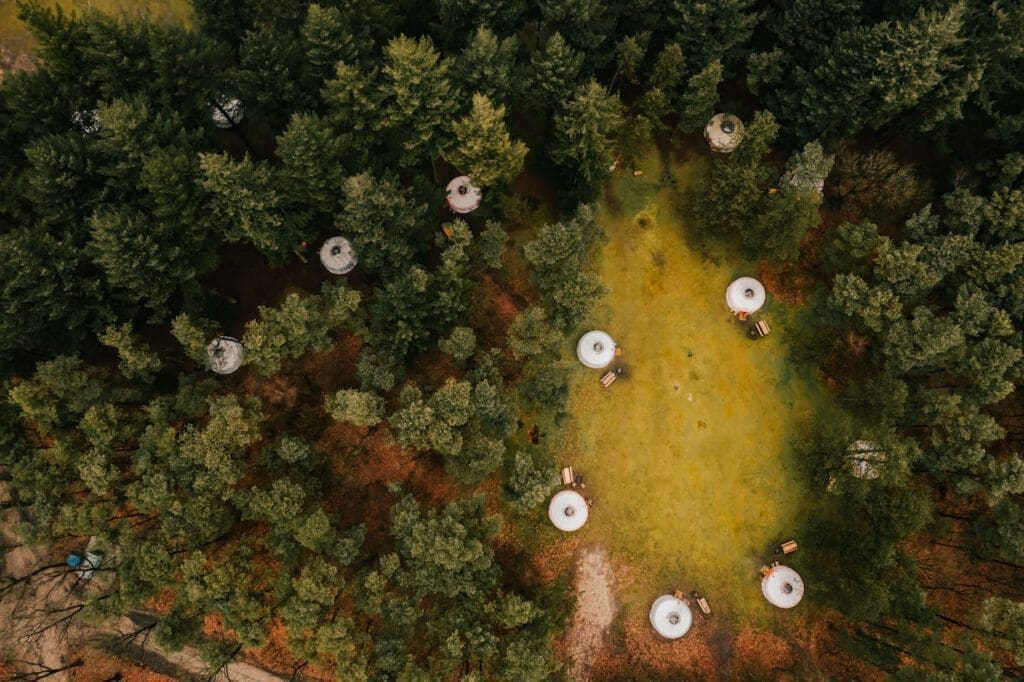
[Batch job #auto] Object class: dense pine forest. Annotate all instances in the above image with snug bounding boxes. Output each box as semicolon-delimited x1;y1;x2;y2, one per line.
1;0;1023;679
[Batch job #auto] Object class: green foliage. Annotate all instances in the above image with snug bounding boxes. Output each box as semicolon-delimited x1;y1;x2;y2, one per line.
457;28;518;106
446;94;527;187
439;327;477;365
380;35;458;167
504;451;558;514
326;389;384;427
677;60;723;132
98;323;162;381
525;33;583;111
550;82;625;193
335;172;424;277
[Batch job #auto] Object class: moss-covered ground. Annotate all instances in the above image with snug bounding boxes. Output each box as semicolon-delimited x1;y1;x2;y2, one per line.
555;148;830;626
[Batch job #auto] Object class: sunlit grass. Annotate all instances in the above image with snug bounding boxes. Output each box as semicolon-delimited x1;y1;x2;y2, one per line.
555;147;831;626
0;0;193;67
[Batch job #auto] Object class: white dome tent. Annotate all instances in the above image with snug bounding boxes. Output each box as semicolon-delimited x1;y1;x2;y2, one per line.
548;490;589;532
212;97;245;129
761;565;804;609
445;176;482;214
576;331;616;369
649;595;693;639
704;113;744;153
319;236;358;275
848;440;886;480
726;277;766;315
71;109;100;134
207;336;244;375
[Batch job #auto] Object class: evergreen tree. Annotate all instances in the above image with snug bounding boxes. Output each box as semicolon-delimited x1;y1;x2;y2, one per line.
446;94;528;187
456;28;518;107
677;60;723;132
549;82;624;195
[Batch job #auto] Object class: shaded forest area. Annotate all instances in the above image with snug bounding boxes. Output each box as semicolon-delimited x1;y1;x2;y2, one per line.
1;0;1023;678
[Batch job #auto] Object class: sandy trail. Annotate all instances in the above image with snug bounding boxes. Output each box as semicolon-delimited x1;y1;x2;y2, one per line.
566;545;617;681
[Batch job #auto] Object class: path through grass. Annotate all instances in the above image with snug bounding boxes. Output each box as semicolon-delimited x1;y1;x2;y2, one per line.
557;148;828;626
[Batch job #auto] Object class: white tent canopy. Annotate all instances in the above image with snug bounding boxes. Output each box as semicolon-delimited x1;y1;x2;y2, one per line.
848;440;886;480
446;176;482;213
704;113;744;153
649;595;693;639
576;331;616;369
212;97;244;128
72;109;100;134
207;336;244;375
726;277;766;314
320;236;358;275
762;565;804;608
548;490;589;532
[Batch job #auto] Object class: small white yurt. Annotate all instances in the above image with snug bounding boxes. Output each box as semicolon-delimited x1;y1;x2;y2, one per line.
725;277;766;315
704;113;744;153
548;490;589;532
319;236;358;275
761;565;804;609
71;109;100;134
207;336;244;375
848;440;886;480
212;98;245;128
576;331;616;369
649;595;693;639
446;176;482;214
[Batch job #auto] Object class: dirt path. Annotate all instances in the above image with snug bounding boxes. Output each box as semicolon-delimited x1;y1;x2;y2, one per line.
566;545;617;681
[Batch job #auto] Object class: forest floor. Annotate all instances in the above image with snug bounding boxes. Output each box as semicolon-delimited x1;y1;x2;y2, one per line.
553;147;833;671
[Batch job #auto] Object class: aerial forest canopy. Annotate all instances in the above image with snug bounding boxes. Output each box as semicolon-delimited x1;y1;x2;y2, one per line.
0;0;1023;678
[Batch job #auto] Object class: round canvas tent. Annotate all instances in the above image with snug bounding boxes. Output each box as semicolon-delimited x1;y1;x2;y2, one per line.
704;113;744;153
762;565;804;608
649;595;693;639
848;440;886;480
72;109;100;134
548;490;589;532
726;277;766;314
212;98;244;128
207;336;244;375
576;331;616;369
320;236;358;275
445;176;482;213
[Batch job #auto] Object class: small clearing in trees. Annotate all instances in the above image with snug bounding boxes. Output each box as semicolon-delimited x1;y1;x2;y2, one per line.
566;545;617;681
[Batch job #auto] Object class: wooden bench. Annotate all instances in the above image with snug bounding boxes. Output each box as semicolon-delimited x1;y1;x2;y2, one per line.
561;466;575;487
774;539;798;555
755;320;771;337
442;224;454;239
600;371;617;388
690;591;711;615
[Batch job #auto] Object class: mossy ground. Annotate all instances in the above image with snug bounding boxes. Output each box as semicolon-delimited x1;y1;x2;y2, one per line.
554;147;830;626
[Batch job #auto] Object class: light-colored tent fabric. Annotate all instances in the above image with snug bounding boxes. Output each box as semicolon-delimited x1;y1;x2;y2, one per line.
726;277;766;314
207;336;244;375
576;331;616;369
704;113;744;153
320;236;358;275
649;595;693;638
762;565;804;608
212;98;244;128
445;176;482;213
548;490;589;532
848;440;885;480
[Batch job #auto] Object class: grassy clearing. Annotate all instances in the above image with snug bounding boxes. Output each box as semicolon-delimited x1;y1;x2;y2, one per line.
555;147;831;627
0;0;193;70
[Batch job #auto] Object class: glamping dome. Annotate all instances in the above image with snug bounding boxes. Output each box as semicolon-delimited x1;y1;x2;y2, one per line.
848;440;886;480
319;236;358;275
649;595;693;639
726;277;766;315
762;565;804;609
212;98;245;128
704;113;744;153
71;109;100;134
576;331;616;369
548;490;589;532
445;176;482;214
207;336;244;375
